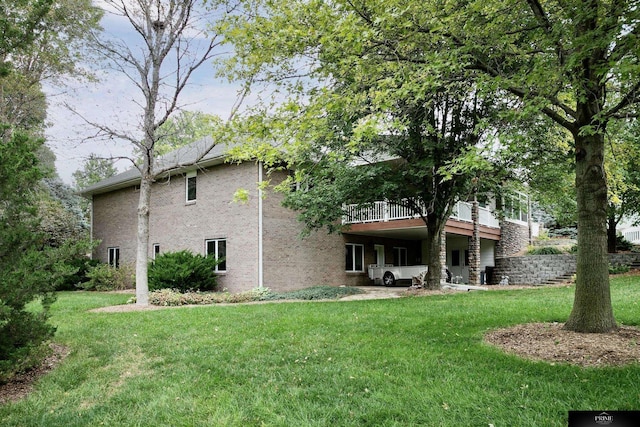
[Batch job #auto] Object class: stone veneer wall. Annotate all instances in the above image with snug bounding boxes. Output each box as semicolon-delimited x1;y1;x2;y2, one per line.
495;220;529;257
491;253;640;285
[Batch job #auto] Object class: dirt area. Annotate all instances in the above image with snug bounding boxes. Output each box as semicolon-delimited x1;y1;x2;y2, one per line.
485;322;640;367
3;283;639;404
0;343;70;404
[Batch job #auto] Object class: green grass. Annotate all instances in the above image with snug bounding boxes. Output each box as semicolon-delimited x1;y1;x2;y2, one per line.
2;278;640;426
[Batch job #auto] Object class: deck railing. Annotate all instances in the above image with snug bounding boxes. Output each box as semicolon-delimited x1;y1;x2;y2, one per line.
342;200;501;228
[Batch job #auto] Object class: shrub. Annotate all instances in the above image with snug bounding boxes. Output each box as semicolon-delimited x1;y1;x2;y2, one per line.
81;263;135;291
146;286;364;306
609;263;630;275
55;257;100;291
547;227;578;239
148;250;220;293
526;246;564;255
261;286;364;301
616;234;634;252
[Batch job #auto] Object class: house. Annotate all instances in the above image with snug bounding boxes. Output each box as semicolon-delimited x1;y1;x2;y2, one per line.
81;137;535;292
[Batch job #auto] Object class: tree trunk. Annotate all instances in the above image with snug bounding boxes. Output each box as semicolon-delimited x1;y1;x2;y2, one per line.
564;132;616;332
424;215;445;289
135;168;152;306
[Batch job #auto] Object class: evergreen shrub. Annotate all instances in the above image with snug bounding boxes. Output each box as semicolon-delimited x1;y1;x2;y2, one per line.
148;250;220;293
526;246;564;255
55;257;100;290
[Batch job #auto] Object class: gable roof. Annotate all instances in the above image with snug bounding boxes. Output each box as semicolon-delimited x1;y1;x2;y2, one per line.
80;136;231;196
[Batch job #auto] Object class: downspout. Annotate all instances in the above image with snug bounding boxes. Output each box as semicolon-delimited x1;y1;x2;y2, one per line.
258;162;264;288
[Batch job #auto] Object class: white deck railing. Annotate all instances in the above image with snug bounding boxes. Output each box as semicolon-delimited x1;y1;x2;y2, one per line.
623;227;640;244
342;200;501;228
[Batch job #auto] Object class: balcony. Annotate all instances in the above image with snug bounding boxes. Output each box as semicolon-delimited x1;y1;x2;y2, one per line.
342;200;501;228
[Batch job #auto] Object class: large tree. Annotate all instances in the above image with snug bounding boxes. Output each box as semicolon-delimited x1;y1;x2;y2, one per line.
223;0;640;332
1;0;99;379
220;0;505;289
85;0;235;305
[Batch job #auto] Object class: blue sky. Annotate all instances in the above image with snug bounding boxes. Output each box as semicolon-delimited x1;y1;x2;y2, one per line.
45;2;251;184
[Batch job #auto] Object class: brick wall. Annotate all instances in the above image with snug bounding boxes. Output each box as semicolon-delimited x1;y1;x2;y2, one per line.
492;253;640;285
92;162;262;293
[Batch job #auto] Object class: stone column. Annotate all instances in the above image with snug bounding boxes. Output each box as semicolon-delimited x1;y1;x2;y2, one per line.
468;197;481;285
440;229;448;285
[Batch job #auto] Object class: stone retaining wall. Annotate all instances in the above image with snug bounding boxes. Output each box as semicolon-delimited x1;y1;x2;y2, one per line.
490;253;640;285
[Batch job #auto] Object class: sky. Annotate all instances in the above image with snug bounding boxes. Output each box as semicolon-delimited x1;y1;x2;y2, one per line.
45;2;251;185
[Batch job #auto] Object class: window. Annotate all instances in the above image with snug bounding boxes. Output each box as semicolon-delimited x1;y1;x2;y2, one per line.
108;247;120;268
186;171;197;203
206;238;227;272
451;249;460;266
393;247;408;266
153;244;160;259
345;243;364;272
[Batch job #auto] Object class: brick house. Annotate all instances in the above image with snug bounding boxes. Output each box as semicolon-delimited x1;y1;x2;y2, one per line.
82;137;532;292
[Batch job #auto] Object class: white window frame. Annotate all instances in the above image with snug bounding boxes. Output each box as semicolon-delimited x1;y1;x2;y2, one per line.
108;247;120;268
345;243;364;272
205;238;227;272
152;243;160;259
186;171;197;203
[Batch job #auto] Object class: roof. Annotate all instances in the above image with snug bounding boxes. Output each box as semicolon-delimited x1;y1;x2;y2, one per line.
80;136;231;196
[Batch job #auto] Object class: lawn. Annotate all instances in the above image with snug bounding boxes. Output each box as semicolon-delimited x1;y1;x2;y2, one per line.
1;277;639;426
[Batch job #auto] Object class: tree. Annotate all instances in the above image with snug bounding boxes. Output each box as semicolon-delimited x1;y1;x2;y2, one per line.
224;0;640;332
219;0;505;289
72;153;118;190
0;0;100;379
86;0;234;305
154;110;223;156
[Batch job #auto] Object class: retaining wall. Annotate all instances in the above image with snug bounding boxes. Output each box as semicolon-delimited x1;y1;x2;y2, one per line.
491;253;640;285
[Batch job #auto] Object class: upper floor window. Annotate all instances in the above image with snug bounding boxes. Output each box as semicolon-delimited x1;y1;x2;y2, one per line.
206;238;227;272
186;171;197;203
108;247;120;268
345;243;364;272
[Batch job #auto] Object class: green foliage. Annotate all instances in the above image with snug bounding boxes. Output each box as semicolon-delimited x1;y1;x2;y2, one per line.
616;234;634;252
609;264;630;275
55;257;100;291
548;227;578;239
147;286;364;306
526;246;564;255
72;154;117;191
148;251;220;293
262;285;363;301
154;111;223;157
82;263;135;291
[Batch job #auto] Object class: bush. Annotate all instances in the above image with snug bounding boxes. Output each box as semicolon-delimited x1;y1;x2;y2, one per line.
526;246;564;255
148;250;220;293
547;227;578;239
147;286;364;306
609;263;630;275
616;234;634;252
262;285;364;301
81;263;135;291
55;257;100;291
